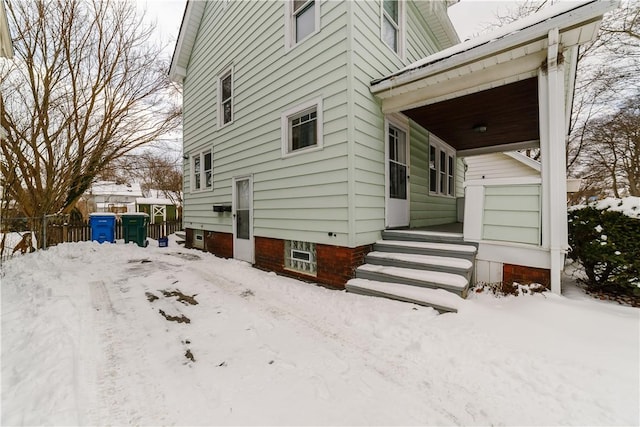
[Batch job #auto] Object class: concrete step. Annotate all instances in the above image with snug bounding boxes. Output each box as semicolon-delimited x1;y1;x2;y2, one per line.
346;278;464;313
374;240;477;262
365;251;473;281
355;263;470;298
382;229;474;246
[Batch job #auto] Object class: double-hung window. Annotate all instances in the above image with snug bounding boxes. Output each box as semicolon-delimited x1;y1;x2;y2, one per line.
281;98;323;156
287;0;319;48
218;67;233;127
192;150;212;191
382;0;403;55
429;137;455;197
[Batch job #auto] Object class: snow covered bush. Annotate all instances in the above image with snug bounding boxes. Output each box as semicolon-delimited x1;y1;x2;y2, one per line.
568;204;640;298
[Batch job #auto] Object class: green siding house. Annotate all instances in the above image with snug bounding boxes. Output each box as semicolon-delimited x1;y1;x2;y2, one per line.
170;0;615;301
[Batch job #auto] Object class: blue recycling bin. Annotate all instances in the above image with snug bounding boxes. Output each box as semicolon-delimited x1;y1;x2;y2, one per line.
89;213;117;243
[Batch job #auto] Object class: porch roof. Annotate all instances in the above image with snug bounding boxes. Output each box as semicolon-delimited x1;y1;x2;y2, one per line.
370;0;617;156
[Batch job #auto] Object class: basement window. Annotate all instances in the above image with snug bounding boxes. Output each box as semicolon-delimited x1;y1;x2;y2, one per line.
284;240;317;276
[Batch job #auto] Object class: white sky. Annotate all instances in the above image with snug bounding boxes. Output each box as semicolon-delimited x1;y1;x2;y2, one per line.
449;0;518;40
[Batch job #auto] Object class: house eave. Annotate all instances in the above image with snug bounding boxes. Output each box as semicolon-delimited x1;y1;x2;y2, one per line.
371;0;618;101
415;1;460;49
168;1;206;83
505;151;542;172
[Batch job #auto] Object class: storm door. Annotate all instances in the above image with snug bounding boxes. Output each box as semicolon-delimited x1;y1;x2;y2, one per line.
386;122;410;228
232;176;254;263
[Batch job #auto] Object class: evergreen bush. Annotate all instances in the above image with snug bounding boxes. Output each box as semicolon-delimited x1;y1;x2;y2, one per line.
568;205;640;298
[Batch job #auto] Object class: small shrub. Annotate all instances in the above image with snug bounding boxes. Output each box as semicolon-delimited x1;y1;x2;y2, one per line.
568;205;640;298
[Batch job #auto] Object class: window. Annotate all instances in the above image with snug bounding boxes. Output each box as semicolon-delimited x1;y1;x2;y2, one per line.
429;145;437;193
429;137;455;197
286;0;319;48
218;68;233;126
191;150;212;191
281;98;323;156
285;240;317;276
382;0;403;55
388;124;407;200
448;156;454;196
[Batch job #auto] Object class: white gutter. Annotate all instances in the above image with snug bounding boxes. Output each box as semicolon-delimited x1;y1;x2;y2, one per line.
371;0;618;95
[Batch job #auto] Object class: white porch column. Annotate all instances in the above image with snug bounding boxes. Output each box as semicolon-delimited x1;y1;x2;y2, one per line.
538;28;568;294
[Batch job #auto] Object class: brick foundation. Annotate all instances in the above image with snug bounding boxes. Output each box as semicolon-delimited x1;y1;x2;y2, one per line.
185;228;194;249
503;264;550;288
254;236;285;272
204;231;233;259
186;233;371;288
254;236;371;289
316;244;372;288
185;228;233;259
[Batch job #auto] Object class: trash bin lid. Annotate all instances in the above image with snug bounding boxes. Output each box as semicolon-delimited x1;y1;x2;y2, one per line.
89;212;117;217
122;212;149;217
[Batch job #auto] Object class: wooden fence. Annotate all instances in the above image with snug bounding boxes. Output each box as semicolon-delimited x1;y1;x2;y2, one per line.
45;219;182;246
1;217;182;265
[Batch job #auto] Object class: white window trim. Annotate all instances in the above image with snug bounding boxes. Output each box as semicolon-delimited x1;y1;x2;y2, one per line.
190;149;213;193
429;134;456;198
380;0;406;60
217;65;234;128
281;97;323;158
284;0;321;51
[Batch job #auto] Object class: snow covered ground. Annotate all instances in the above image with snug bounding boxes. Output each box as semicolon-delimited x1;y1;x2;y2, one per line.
2;237;638;426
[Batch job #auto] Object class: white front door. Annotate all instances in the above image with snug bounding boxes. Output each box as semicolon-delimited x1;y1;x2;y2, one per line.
386;121;410;228
233;176;254;263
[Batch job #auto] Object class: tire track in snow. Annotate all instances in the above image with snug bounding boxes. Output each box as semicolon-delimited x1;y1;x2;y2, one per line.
85;279;169;425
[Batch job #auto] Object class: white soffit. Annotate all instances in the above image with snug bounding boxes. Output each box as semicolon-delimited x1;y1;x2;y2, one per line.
0;0;13;59
371;0;618;103
169;1;206;82
416;1;460;49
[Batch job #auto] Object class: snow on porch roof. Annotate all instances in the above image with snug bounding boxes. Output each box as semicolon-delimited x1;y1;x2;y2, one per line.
370;0;618;93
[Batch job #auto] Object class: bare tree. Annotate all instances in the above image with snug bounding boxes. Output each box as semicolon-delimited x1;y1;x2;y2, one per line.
0;0;181;247
485;0;640;197
102;150;183;209
579;95;640;197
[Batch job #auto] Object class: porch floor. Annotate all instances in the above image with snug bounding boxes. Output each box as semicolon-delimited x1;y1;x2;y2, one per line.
391;222;463;234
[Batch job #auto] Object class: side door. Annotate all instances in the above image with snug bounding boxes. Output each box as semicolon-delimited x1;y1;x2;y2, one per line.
232;175;254;263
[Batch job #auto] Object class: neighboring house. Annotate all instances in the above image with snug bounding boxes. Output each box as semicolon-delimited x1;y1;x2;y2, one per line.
80;181;143;217
136;189;181;224
169;0;616;301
